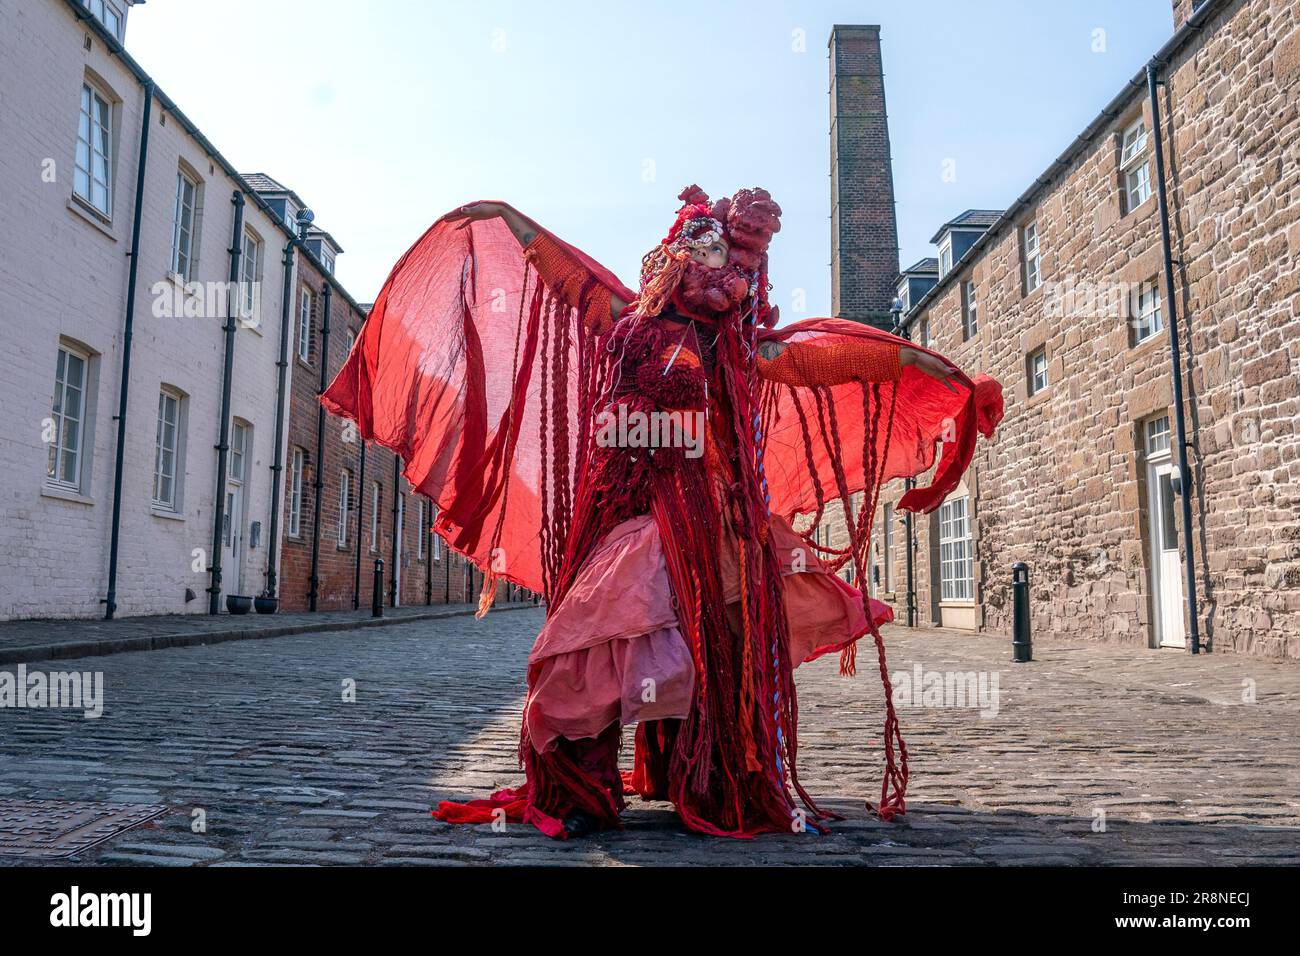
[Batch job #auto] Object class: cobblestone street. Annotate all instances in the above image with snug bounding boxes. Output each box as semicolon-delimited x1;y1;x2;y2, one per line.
0;607;1296;866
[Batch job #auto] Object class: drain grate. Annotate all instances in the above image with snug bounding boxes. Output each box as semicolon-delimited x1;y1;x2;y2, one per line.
0;799;168;859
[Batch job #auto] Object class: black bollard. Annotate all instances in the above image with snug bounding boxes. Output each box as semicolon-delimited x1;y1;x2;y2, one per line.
372;558;385;618
1012;562;1032;662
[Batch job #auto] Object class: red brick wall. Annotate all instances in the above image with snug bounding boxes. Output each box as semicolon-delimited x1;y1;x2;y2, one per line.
276;252;489;612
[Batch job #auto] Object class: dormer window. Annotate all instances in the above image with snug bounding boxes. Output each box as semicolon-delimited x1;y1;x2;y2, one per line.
895;283;910;314
320;250;335;275
84;0;125;40
938;240;953;278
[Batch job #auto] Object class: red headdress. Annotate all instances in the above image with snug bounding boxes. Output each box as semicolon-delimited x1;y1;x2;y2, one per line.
634;184;782;327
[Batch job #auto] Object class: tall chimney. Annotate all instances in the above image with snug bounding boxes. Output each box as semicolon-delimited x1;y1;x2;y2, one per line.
829;25;900;330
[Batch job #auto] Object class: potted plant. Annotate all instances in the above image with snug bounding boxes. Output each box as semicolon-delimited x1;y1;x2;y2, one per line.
254;593;279;614
226;594;253;615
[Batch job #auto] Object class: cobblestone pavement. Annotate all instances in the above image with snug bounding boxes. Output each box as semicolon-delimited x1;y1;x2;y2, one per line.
0;608;1296;866
0;600;536;664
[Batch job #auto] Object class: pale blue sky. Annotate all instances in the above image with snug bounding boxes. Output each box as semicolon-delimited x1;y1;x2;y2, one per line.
127;1;1175;316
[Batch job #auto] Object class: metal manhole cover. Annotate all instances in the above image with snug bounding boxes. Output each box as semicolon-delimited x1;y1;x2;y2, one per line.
0;799;168;859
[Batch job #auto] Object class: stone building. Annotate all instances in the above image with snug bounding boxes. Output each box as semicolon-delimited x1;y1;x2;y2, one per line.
0;0;292;618
853;0;1299;657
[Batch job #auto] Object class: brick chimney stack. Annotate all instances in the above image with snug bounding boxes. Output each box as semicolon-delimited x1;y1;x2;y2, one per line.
829;25;900;330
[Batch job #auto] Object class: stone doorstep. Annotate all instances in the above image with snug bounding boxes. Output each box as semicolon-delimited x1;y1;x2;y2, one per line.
0;603;539;667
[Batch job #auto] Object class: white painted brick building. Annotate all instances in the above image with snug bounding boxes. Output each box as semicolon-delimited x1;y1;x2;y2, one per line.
0;0;301;618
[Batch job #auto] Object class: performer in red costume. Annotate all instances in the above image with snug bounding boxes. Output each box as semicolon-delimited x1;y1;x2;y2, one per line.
322;185;1004;839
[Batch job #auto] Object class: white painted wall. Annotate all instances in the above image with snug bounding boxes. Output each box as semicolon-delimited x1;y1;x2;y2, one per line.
0;0;297;618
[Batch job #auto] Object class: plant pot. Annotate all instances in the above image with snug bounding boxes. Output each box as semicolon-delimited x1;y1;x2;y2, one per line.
226;595;253;615
253;595;279;615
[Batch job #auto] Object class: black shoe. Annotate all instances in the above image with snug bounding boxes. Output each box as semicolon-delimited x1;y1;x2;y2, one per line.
562;809;598;838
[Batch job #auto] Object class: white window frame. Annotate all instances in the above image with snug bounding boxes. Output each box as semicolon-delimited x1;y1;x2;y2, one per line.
370;481;381;552
939;495;974;603
153;388;183;510
229;420;248;482
85;0;124;39
288;447;304;537
882;502;894;593
1022;221;1041;294
1145;416;1171;456
1028;347;1049;396
338;468;352;547
416;498;427;560
1120;119;1152;213
431;503;442;560
1131;277;1164;345
47;344;90;491
74;82;113;218
962;280;978;339
239;229;262;323
298;288;313;363
938;239;953;279
170;169;199;280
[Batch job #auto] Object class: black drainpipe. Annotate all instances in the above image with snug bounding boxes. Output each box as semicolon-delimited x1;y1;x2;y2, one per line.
207;190;246;614
390;456;401;607
1147;62;1202;654
308;280;333;610
425;498;433;605
103;80;154;620
263;236;298;599
353;441;366;609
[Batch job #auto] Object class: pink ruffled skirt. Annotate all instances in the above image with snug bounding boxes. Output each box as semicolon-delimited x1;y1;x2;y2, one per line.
524;506;892;753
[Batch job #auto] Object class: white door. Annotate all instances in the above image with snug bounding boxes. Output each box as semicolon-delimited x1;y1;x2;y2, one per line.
222;482;244;597
1146;457;1185;648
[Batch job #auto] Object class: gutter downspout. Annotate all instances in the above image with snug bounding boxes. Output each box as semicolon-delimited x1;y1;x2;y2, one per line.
263;237;297;599
1147;63;1202;654
390;456;401;607
103;80;154;620
353;441;366;609
207;190;247;613
425;498;433;605
308;280;333;610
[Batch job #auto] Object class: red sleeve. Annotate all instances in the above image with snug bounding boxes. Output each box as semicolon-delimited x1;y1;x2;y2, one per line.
524;232;615;335
758;338;902;388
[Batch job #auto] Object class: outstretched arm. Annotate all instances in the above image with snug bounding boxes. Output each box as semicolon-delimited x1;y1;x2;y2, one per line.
447;202;629;326
758;337;959;391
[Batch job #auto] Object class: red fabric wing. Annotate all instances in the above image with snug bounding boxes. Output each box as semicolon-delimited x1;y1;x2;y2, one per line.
757;318;1004;520
321;204;634;596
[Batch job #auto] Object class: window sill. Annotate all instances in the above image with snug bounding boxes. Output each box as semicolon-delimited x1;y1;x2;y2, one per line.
1121;194;1155;218
287;533;305;544
939;600;977;608
41;484;94;506
1131;329;1165;354
296;356;314;373
66;198;117;240
1026;385;1052;408
150;505;185;521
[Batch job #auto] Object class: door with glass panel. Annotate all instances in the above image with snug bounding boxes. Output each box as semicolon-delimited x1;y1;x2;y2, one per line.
1144;417;1185;649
